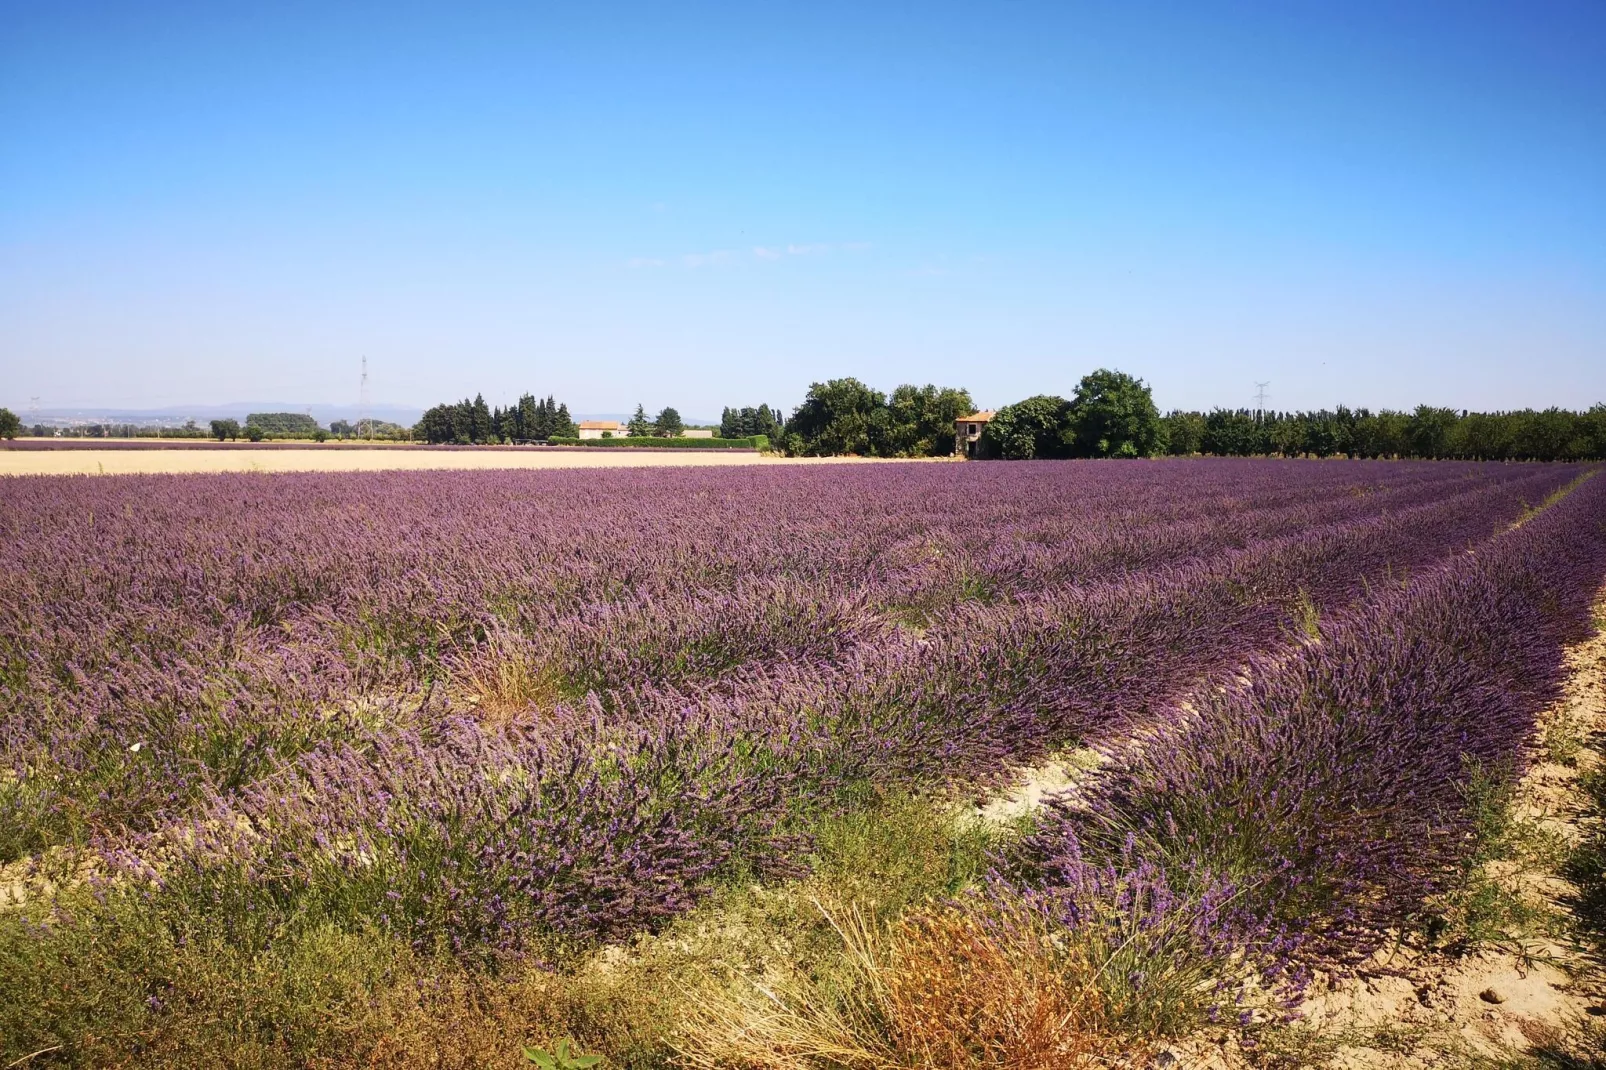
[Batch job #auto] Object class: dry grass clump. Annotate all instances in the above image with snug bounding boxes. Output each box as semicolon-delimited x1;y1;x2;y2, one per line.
360;958;687;1070
463;651;570;725
676;899;1123;1070
446;626;574;726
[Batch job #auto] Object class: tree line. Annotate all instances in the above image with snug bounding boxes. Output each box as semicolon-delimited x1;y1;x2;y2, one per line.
408;384;970;454
777;381;977;457
414;394;577;445
720;405;785;441
777;372;1606;461
7;381;1603;460
771;374;1167;459
245;413;318;435
1160;405;1606;461
977;370;1166;459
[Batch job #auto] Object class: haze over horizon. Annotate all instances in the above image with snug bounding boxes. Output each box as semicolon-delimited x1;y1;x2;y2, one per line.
4;1;1603;418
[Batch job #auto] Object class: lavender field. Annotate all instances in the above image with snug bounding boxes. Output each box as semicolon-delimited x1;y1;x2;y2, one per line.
3;459;1605;1067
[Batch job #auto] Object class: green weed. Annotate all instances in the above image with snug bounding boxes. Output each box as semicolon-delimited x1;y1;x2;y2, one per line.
1565;764;1606;958
1291;587;1321;641
523;1039;603;1068
1425;759;1562;951
1544;706;1589;767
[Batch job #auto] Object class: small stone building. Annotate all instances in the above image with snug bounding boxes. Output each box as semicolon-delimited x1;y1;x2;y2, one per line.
954;411;995;458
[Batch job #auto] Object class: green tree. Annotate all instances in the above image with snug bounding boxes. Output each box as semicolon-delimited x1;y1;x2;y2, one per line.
0;408;19;440
1268;413;1305;457
1318;406;1359;458
627;404;652;437
470;394;493;444
1406;405;1458;458
1580;404;1606;460
1063;369;1165;458
413;405;459;444
512;393;537;440
979;395;1072;459
1351;409;1408;458
784;378;888;456
654;407;684;437
1455;411;1514;460
885;384;976;456
1200;409;1264;456
720;404;784;440
1511;407;1576;461
1162;410;1206;455
553;402;577;438
209;418;240;441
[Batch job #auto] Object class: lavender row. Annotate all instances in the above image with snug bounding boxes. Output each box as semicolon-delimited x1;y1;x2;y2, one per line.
97;466;1585;955
675;463;1586;790
3;462;1567;860
1003;470;1606;982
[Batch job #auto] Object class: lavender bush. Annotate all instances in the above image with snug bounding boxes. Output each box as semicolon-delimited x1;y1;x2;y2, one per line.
0;459;1592;964
1003;469;1606;987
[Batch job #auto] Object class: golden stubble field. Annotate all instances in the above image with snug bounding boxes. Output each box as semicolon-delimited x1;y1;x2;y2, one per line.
0;448;904;477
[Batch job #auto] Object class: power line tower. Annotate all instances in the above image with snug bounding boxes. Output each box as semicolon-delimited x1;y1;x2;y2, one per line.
359;356;370;441
1253;382;1270;422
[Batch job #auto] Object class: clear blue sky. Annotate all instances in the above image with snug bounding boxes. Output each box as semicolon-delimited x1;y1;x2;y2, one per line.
3;0;1603;418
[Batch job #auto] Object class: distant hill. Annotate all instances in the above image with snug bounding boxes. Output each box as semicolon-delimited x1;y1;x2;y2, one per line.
569;413;720;426
19;404;720;430
25;402;425;429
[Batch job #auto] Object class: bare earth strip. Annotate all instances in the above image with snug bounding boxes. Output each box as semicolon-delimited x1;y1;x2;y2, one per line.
0;449;903;477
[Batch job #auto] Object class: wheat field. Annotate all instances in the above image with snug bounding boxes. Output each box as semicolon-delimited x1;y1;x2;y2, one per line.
0;447;893;476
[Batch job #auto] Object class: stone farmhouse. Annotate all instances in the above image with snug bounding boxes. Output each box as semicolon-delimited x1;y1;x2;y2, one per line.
954;411;994;458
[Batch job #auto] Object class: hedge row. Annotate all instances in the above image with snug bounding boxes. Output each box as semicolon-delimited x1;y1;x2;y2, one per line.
546;435;769;450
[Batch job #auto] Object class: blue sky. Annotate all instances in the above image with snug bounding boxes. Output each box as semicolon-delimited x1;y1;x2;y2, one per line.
3;0;1603;418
